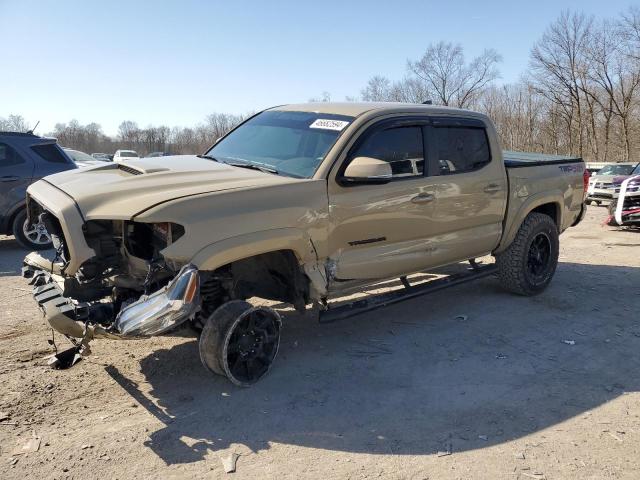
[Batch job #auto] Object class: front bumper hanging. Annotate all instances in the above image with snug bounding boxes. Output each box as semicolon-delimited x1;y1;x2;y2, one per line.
22;259;201;362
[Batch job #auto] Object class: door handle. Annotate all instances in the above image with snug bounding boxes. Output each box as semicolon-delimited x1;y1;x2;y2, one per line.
411;192;435;204
0;175;19;182
484;184;502;193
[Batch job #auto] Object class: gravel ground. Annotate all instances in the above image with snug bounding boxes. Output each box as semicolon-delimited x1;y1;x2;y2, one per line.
0;205;639;480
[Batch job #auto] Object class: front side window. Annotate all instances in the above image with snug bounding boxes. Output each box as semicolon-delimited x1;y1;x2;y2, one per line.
348;126;424;179
434;127;490;174
0;142;25;167
207;111;354;178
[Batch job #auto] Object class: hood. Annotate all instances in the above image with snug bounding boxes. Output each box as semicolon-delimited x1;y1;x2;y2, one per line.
612;174;640;187
42;155;297;220
590;174;619;182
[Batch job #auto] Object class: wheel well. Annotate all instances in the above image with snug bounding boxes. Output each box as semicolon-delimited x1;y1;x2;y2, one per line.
530;202;559;227
208;250;310;312
4;204;26;235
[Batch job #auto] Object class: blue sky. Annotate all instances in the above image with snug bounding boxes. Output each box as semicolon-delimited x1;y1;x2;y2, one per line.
1;0;635;135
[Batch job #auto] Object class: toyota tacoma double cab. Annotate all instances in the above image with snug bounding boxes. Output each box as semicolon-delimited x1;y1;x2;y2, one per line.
22;103;588;386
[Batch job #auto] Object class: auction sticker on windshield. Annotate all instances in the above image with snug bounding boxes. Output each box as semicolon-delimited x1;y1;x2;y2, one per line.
309;119;350;131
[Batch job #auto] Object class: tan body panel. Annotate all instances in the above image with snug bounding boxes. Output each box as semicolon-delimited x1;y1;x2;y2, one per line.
27;180;95;274
323;110;508;286
495;163;584;253
26;102;584;303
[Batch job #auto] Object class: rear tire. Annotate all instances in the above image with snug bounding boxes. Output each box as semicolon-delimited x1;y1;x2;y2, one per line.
199;300;282;386
12;209;53;250
495;213;559;296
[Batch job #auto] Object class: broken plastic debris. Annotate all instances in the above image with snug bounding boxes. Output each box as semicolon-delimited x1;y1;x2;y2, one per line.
221;452;239;473
562;340;576;346
11;432;40;455
455;315;468;321
47;346;83;369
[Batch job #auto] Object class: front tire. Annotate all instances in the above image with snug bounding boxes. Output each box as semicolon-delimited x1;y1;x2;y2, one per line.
12;209;53;250
496;213;559;296
199;300;282;386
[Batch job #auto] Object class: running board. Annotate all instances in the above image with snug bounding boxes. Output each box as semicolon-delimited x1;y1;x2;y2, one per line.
319;264;497;324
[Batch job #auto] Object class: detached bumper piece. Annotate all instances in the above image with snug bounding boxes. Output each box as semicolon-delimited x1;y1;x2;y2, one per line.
22;263;201;368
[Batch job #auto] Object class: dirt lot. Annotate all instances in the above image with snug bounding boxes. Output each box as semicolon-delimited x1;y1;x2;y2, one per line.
0;205;639;480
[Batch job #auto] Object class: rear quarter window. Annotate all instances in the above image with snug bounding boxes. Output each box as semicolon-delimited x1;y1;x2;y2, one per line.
31;143;70;164
434;127;491;174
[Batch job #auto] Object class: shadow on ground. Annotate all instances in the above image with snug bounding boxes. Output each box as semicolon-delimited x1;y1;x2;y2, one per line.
106;261;640;465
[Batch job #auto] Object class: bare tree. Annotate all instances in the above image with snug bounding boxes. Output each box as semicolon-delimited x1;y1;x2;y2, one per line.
0;114;30;132
408;41;502;107
530;11;593;157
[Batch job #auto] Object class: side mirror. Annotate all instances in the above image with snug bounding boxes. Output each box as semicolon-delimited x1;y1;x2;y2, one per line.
343;157;392;184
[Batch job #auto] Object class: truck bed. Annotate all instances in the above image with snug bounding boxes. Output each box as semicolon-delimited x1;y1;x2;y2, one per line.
503;151;583;168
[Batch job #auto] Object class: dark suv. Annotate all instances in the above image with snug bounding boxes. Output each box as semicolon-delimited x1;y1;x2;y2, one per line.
0;132;76;249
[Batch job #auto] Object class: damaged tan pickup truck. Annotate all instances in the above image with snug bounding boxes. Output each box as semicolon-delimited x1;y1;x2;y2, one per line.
22;103;588;386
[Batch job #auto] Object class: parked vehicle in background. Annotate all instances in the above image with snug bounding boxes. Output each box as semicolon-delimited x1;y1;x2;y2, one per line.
605;165;640;227
63;148;109;168
91;153;112;161
113;150;139;162
21;102;588;386
586;162;639;205
0;132;76;249
145;151;174;157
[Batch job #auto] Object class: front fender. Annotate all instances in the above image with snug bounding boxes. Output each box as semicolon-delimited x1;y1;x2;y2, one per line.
190;228;327;296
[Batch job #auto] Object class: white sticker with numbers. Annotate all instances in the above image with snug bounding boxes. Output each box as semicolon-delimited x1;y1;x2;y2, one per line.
309;119;350;131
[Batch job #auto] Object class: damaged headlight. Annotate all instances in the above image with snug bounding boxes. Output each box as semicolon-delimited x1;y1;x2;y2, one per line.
114;264;200;336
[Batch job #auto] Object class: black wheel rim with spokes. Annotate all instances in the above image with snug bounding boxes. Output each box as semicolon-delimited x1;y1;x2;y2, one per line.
527;232;552;281
224;308;280;385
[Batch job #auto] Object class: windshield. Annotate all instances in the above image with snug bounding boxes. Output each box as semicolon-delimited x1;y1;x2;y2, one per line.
65;149;96;163
120;151;138;157
597;164;635;176
206;110;354;178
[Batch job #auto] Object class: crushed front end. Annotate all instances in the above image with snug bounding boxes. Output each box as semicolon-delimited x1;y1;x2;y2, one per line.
22;191;201;367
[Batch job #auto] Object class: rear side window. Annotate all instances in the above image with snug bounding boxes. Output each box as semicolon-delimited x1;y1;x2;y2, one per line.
434;127;490;174
350;126;424;179
0;143;25;167
31;143;70;164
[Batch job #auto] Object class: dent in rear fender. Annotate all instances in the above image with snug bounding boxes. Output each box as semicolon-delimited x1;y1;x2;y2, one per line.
495;190;564;254
189;228;328;296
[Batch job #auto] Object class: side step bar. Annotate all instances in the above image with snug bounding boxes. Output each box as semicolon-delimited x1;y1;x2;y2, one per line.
319;263;497;324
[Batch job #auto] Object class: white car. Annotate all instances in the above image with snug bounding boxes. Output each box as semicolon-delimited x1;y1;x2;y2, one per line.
63;148;107;168
113;150;139;162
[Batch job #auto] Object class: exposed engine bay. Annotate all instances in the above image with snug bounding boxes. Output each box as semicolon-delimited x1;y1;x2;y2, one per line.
22;198;207;366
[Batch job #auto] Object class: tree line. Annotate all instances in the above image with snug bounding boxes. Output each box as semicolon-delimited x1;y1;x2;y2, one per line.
2;8;639;162
359;8;640;163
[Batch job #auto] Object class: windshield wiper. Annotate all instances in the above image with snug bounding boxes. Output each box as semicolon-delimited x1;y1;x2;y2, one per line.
197;154;221;162
226;161;278;175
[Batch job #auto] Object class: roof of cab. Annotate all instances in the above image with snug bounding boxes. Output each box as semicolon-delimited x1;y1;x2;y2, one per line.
271;102;481;118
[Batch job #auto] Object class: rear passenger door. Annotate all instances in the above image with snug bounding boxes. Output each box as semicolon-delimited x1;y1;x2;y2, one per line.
0;142;34;219
425;117;507;264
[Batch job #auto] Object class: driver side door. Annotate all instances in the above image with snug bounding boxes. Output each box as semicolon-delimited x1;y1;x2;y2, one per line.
326;118;440;282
